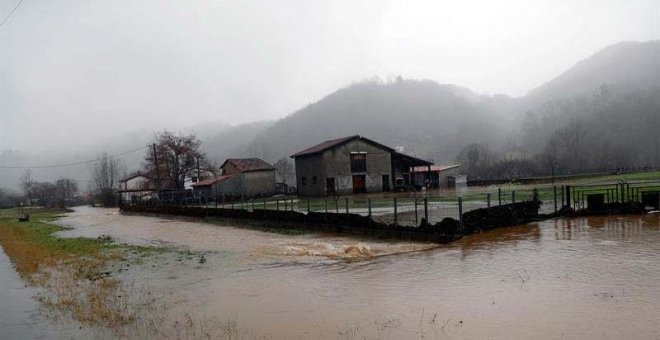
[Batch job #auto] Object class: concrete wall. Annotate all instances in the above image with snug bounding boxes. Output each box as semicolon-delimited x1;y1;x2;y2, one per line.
124;176;150;190
295;139;392;197
242;171;275;197
438;167;460;188
213;171;275;198
214;176;242;198
295;156;325;197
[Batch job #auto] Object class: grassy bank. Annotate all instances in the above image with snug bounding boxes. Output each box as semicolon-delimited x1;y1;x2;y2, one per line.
0;208;163;330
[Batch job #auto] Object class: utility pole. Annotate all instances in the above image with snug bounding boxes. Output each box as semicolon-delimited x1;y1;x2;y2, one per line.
153;143;161;189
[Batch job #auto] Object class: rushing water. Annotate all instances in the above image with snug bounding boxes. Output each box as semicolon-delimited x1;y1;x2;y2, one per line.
49;208;660;339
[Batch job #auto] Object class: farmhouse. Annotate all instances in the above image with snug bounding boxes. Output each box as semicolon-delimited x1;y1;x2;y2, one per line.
117;172;155;202
290;135;434;197
192;158;275;199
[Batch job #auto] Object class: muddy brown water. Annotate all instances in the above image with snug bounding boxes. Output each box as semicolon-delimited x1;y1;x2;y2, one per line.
15;207;660;338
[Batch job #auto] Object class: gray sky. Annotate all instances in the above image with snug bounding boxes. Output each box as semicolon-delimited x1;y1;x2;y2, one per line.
1;0;658;152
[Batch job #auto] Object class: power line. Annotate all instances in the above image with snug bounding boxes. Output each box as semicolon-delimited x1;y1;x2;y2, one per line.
0;145;147;169
0;0;23;28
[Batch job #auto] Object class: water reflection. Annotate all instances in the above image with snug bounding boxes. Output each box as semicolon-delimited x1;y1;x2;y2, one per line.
455;224;541;258
554;215;656;240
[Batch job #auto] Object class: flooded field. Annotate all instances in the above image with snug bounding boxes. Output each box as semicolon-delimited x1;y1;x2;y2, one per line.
8;207;660;339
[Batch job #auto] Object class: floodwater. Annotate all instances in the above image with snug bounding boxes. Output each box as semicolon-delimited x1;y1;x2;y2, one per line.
0;246;53;339
45;208;660;338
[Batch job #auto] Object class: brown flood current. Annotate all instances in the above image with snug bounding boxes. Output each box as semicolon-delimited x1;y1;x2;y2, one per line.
21;208;660;338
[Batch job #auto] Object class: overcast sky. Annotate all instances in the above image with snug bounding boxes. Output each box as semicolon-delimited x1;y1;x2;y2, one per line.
1;0;658;152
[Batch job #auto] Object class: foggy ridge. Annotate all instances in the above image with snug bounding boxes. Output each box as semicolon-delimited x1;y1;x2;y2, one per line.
1;40;658;188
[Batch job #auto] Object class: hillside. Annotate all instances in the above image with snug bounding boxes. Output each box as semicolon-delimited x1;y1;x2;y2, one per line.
244;79;508;163
2;40;658;190
525;40;660;105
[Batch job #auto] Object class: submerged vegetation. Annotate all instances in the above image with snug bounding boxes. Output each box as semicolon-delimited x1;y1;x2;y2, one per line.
0;208;165;331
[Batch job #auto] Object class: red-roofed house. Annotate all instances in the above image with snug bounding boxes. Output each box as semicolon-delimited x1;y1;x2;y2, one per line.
198;158;276;199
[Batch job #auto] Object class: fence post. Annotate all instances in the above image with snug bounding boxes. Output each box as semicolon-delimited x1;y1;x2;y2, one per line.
487;193;491;208
561;186;565;207
263;197;266;210
553;186;557;213
423;198;428;225
284;198;287;211
335;199;339;213
276;199;279;211
307;199;310;214
498;188;502;206
414;199;418;226
512;190;516;204
251;199;255;211
368;198;372;218
458;197;463;228
345;197;349;214
324;198;328;213
393;197;398;226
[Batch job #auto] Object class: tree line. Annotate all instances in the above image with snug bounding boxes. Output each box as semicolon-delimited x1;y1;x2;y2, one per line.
456;85;660;180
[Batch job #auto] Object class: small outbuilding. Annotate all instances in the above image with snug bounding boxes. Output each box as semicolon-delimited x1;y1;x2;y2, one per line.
411;164;462;189
117;172;155;203
196;158;276;199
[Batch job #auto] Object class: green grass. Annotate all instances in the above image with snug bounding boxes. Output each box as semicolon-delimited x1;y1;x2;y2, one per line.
0;207;179;330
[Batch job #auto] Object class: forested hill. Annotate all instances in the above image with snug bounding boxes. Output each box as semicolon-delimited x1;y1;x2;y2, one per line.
240;40;660;176
525;40;659;104
2;40;658;190
243;79;511;164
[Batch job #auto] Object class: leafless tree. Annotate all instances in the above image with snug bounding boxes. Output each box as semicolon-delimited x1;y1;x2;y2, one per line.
92;152;124;206
543;137;561;183
55;178;78;204
273;158;295;185
144;130;212;190
20;170;33;205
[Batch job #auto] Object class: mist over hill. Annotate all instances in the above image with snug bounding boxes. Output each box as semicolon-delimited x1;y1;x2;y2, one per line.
241;40;659;175
244;79;509;164
525;40;660;104
1;40;658;190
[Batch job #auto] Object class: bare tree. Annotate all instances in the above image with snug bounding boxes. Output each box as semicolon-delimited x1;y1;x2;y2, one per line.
273;158;295;185
20;170;33;205
543;137;561;183
92;152;124;206
55;178;78;205
144;130;212;190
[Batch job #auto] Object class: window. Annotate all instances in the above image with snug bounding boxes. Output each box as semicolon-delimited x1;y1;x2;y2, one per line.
312;176;317;185
302;177;307;186
350;153;367;172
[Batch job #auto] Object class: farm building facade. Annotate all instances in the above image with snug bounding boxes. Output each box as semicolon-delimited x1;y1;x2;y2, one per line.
291;135;447;197
117;172;155;202
192;158;275;199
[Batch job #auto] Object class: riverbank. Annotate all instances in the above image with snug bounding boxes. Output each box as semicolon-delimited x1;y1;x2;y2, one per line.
0;208;183;337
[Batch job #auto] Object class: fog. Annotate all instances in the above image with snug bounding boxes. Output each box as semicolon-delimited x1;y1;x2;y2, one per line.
1;0;658;152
